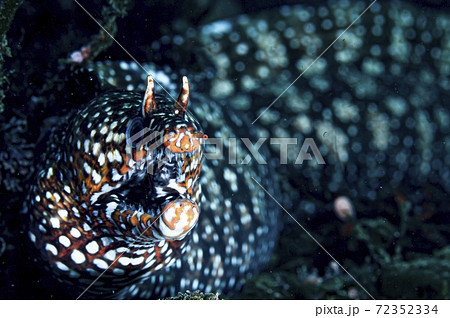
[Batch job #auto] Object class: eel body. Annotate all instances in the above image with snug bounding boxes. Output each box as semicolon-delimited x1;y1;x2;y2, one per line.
27;73;279;298
20;0;450;299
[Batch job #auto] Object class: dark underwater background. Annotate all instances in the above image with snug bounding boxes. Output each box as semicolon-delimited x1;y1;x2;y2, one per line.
0;0;450;299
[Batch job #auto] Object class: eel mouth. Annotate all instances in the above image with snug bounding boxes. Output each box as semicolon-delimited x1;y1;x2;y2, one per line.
105;148;200;240
114;146;199;217
99;125;205;238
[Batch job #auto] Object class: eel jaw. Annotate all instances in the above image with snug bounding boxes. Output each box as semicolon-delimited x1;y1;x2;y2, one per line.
103;142;202;242
134;198;200;241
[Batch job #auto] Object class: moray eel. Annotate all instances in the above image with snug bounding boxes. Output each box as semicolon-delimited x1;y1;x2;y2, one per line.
119;0;449;297
27;69;279;298
21;0;449;299
28;75;205;296
166;0;450;213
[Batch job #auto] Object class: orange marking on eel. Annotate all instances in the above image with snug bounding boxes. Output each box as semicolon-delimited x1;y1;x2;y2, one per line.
163;127;207;153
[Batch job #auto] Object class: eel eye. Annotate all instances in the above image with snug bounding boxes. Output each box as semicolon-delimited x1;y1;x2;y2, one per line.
126;117;145;148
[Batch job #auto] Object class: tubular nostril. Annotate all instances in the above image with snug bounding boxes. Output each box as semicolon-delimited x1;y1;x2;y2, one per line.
194;132;208;140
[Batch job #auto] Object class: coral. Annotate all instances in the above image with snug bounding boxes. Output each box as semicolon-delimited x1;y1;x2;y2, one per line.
0;116;34;193
162;290;220;300
61;0;132;67
238;196;449;299
381;255;450;299
0;0;23;113
0;0;23;36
